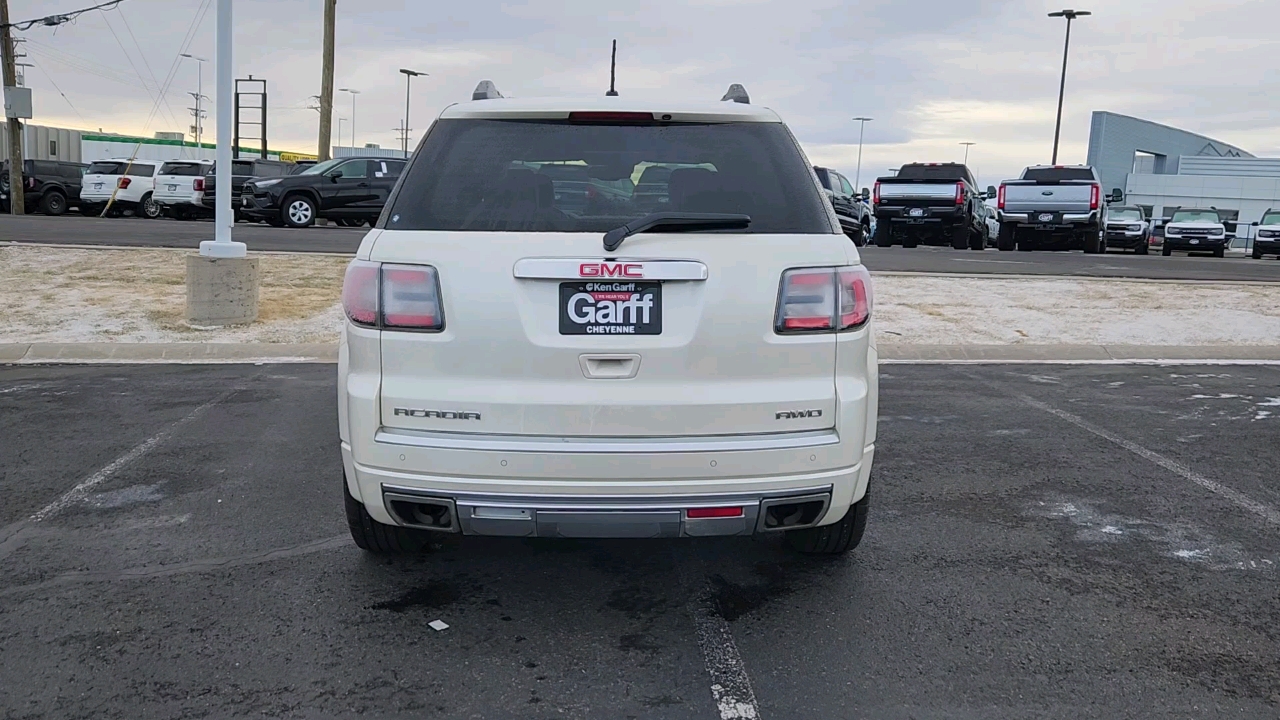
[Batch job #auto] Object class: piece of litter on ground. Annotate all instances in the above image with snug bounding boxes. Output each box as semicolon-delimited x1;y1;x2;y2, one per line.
428;620;449;631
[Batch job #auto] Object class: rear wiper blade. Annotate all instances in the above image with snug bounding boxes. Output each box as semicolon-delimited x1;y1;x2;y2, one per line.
603;212;751;252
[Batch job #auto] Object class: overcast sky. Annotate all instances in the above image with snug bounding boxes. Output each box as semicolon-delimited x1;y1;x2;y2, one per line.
15;0;1280;185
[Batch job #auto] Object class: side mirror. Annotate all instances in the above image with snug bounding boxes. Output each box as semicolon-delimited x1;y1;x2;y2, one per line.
328;170;343;181
986;185;997;198
1109;188;1124;203
1252;221;1260;227
861;188;871;202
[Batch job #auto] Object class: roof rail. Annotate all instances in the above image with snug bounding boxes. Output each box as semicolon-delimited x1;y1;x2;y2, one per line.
472;80;503;101
721;84;749;104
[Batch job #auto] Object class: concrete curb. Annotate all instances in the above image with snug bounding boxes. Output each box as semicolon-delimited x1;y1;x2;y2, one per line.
5;343;1280;365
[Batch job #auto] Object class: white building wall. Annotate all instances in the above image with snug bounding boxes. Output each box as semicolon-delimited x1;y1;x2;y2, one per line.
1126;173;1280;223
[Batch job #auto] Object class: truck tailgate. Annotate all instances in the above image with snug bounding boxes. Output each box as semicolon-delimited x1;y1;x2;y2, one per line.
1003;182;1093;214
877;182;957;201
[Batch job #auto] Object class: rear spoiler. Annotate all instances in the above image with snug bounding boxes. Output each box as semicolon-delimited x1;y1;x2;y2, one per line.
1003;179;1097;186
877;177;967;184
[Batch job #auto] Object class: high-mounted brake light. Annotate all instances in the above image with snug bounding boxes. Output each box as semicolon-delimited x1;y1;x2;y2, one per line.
997;184;1007;211
567;111;655;123
117;177;131;189
1089;183;1100;211
342;260;444;331
872;181;881;206
955;182;965;205
193;178;205;192
775;266;872;334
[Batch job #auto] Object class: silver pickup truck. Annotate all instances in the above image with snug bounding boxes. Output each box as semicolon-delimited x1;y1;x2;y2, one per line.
997;165;1107;253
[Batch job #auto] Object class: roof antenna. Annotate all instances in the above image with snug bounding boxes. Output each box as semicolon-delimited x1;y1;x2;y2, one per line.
606;40;619;96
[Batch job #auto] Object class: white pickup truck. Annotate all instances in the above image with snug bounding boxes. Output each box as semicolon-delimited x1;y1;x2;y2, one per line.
997;165;1107;253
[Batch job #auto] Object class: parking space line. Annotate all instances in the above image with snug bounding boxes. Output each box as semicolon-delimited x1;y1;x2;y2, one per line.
691;601;762;720
29;387;240;523
1019;395;1280;529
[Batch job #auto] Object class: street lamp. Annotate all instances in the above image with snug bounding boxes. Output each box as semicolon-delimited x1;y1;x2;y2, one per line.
338;88;361;150
399;69;427;158
179;53;209;146
337;117;347;150
852;117;872;190
1048;9;1091;165
960;141;976;165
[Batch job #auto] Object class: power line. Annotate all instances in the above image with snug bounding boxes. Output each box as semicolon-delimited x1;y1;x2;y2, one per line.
98;7;182;132
2;0;125;31
141;0;211;134
31;61;87;124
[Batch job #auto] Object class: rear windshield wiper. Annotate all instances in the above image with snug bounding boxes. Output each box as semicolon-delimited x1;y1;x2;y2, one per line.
603;212;751;252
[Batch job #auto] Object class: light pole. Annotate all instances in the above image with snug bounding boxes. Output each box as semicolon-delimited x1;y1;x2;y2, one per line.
337;117;346;150
338;88;360;150
1048;9;1090;165
960;141;976;165
399;69;426;158
201;0;243;258
180;54;208;146
852;116;872;190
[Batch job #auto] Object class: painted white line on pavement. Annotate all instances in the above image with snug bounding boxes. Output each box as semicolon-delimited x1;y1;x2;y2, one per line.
691;602;762;720
29;388;237;523
1020;395;1280;529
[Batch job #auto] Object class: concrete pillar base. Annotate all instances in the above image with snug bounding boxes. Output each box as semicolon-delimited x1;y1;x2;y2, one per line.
185;255;260;327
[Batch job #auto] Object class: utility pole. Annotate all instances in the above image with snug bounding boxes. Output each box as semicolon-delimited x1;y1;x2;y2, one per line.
316;0;336;161
181;54;208;145
1;0;26;214
1049;9;1090;165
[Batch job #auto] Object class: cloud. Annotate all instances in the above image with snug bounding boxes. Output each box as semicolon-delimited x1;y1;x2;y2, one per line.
13;0;1280;183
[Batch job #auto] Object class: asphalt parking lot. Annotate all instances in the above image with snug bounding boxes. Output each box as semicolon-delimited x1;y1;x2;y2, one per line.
2;363;1278;719
4;214;1279;282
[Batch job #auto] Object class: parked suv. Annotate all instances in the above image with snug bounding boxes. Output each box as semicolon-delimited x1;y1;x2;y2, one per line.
1252;209;1280;259
872;163;989;250
240;156;404;228
1104;205;1150;254
154;160;214;219
814;166;871;245
1162;208;1227;257
201;158;295;220
0;159;89;215
338;83;878;555
79;158;162;218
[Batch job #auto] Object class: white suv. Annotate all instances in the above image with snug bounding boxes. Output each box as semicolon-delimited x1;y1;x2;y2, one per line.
338;82;879;555
79;158;161;218
153;160;213;219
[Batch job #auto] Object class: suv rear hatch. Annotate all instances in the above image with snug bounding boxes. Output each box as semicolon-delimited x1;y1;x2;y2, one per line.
155;161;208;204
367;115;851;438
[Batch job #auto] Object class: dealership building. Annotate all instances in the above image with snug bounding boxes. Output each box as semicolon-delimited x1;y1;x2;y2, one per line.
1087;111;1280;234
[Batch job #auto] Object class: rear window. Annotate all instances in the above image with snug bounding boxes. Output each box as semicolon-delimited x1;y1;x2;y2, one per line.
1022;167;1096;182
896;164;970;182
87;161;125;175
385;119;833;234
159;162;207;176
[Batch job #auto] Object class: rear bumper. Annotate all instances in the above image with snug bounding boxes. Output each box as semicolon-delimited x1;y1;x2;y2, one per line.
1002;211;1098;226
155;192;204;207
876;206;964;224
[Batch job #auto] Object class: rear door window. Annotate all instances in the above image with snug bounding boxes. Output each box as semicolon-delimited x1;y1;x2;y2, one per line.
87;161;125;175
159;162;207;176
386;119;831;234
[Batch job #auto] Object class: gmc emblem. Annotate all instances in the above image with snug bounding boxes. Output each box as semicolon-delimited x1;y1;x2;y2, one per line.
394;408;482;420
580;262;643;278
776;410;823;419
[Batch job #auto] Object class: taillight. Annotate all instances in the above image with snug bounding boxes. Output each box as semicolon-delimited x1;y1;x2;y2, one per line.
872;181;880;206
342;260;444;331
775;266;872;334
997;184;1006;211
193;178;204;191
1089;184;1100;210
117;177;131;189
955;182;965;205
25;177;36;189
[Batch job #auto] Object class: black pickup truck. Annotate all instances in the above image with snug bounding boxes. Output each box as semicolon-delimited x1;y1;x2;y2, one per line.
814;166;872;245
201;158;296;220
872;163;992;250
0;159;89;215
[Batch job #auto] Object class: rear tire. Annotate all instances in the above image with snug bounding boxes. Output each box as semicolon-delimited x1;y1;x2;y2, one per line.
39;191;67;216
1082;229;1102;254
80;204;100;217
969;227;985;251
873;220;892;247
1162;244;1173;257
950;223;968;250
344;474;436;554
997;223;1016;251
1253;247;1264;260
1136;240;1149;255
786;494;869;555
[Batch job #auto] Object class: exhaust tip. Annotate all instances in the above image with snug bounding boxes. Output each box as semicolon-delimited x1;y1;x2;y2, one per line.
384;492;459;532
757;493;831;532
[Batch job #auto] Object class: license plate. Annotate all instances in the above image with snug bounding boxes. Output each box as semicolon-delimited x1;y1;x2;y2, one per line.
242;197;251;207
168;184;177;191
1190;239;1199;244
908;208;924;217
1038;213;1054;222
559;281;661;335
94;183;103;190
